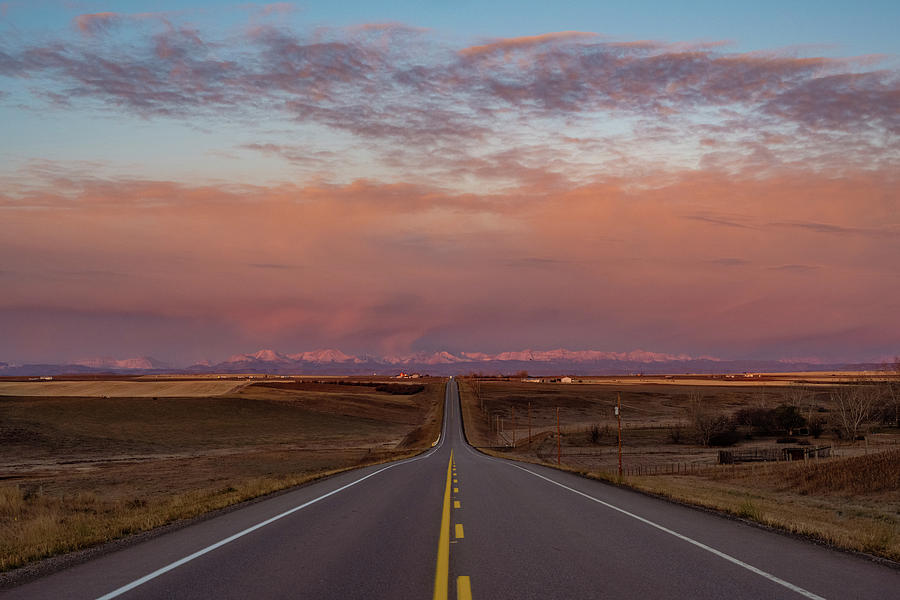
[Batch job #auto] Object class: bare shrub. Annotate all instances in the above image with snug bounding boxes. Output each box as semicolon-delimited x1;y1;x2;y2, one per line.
809;417;826;438
773;404;807;434
707;416;741;447
668;423;685;444
688;391;715;446
687;392;736;446
735;407;778;435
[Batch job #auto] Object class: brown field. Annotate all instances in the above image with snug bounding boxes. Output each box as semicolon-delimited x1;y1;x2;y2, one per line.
0;380;249;398
459;377;900;561
0;377;444;572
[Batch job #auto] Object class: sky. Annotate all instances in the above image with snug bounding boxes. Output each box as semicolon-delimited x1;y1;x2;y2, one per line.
1;1;898;366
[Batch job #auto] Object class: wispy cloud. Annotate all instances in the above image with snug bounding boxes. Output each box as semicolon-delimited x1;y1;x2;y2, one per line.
708;258;749;267
247;262;302;270
768;264;819;272
683;214;753;229
458;31;598;58
1;20;896;178
770;221;900;238
74;12;122;36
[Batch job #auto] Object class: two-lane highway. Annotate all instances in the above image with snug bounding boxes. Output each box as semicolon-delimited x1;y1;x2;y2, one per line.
5;378;899;599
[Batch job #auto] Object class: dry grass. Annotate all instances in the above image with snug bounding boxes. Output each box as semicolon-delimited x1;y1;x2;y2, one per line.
0;380;247;398
707;448;900;495
0;454;418;572
458;377;900;561
617;457;900;561
0;378;444;572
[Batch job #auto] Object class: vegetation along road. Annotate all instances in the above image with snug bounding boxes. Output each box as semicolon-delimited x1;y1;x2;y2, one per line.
5;379;898;599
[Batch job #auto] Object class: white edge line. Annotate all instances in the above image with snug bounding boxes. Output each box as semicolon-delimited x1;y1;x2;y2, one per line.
447;382;825;600
96;381;453;600
503;462;827;600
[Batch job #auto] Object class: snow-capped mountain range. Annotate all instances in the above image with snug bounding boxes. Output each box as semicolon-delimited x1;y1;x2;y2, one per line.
221;348;699;366
0;348;886;376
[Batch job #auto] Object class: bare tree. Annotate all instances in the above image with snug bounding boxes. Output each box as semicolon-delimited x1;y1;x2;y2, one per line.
782;386;809;407
782;385;814;430
879;357;900;428
687;391;717;446
831;380;879;440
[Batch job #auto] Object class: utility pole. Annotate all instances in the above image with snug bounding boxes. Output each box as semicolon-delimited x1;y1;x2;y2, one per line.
512;406;517;447
557;406;561;465
528;402;532;446
616;393;623;477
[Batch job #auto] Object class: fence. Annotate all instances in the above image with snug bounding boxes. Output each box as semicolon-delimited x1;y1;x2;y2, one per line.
719;446;832;464
620;462;713;476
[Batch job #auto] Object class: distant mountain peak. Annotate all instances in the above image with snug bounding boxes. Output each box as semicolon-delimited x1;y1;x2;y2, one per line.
72;356;170;370
226;349;287;363
286;349;356;363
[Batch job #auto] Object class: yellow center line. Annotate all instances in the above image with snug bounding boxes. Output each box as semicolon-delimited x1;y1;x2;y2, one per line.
454;500;460;509
453;487;459;493
455;524;464;539
433;451;453;600
457;576;472;600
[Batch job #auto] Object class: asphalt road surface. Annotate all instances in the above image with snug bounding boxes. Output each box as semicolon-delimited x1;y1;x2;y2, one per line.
5;378;899;599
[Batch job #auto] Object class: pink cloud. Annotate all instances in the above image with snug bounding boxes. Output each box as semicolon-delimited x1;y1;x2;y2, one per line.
459;31;598;58
2;19;895;163
259;3;295;17
74;12;121;36
0;165;897;363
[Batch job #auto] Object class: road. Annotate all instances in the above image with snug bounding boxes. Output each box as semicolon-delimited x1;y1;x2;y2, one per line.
5;378;898;599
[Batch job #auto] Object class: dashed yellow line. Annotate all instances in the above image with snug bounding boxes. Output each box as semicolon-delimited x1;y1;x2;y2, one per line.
435;451;472;599
457;576;472;600
433;451;453;600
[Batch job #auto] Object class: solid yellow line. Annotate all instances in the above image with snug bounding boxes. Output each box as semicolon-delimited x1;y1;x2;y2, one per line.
457;575;472;600
455;523;464;539
454;500;460;509
433;450;453;600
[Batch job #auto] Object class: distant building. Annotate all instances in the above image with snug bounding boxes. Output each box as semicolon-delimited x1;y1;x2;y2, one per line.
560;376;573;384
395;372;421;379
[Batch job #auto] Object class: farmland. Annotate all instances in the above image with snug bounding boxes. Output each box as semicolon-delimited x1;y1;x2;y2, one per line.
0;378;248;398
0;377;444;573
458;376;900;560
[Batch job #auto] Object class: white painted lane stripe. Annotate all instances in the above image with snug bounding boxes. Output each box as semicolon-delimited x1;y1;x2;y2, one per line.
96;379;454;600
449;382;824;599
505;462;827;600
